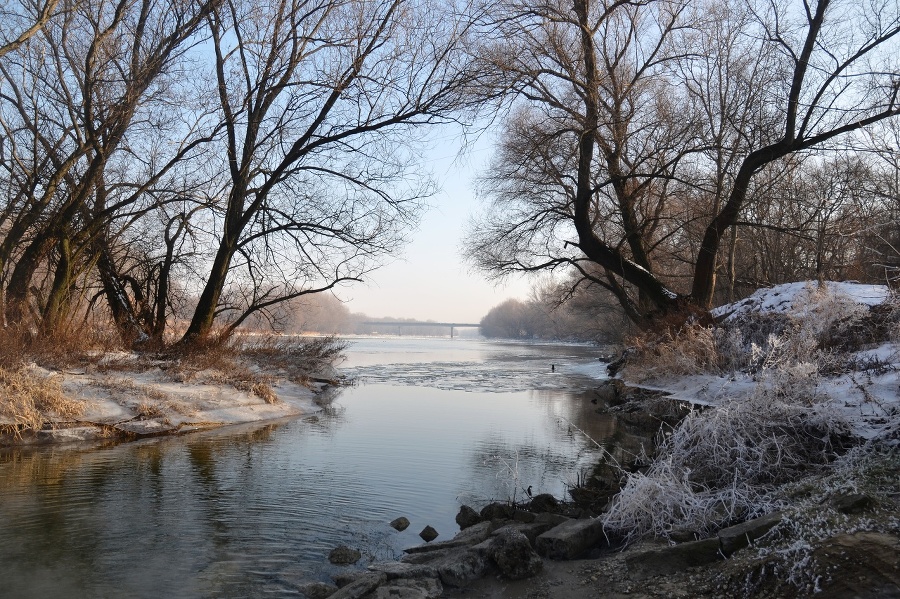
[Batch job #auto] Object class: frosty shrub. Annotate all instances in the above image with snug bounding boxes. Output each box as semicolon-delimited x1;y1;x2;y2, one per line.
603;366;852;541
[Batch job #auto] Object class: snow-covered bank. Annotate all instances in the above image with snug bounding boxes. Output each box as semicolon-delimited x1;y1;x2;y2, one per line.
619;281;900;441
0;340;342;446
594;281;900;595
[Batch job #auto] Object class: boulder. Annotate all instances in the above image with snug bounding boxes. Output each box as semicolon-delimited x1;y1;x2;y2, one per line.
527;493;560;513
717;511;782;555
401;547;460;565
368;562;438;580
328;545;362;565
419;526;439;542
830;493;876;515
593;379;622;406
480;502;516;521
533;512;570;526
490;529;544;580
455;505;481;529
404;521;495;555
371;577;443;599
300;582;338;599
390;517;411;531
327;572;387;599
433;548;491;587
625;538;722;580
490;521;558;545
512;509;536;523
535;517;605;559
332;572;361;588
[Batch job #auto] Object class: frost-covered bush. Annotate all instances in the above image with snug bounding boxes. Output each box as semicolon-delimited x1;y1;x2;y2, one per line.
625;283;900;380
603;367;853;541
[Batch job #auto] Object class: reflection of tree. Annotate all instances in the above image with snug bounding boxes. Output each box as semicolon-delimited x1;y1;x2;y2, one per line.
468;438;587;504
461;387;663;506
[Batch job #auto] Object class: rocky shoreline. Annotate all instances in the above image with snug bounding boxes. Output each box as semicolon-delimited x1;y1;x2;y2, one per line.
305;379;900;599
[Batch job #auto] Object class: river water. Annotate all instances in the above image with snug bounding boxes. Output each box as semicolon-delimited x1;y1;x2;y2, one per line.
0;337;627;598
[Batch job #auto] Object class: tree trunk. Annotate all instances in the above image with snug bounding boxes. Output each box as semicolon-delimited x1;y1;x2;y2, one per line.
180;238;235;343
5;234;53;325
41;237;74;334
97;244;149;345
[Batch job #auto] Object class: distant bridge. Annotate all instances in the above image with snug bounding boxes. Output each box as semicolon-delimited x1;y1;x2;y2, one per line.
359;321;480;338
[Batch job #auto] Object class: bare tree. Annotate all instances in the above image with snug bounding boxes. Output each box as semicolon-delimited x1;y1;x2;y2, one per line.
0;0;61;58
468;0;900;323
690;0;900;306
181;0;483;342
466;0;699;325
0;0;221;339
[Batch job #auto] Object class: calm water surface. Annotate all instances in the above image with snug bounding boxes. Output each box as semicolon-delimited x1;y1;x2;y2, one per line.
0;337;627;598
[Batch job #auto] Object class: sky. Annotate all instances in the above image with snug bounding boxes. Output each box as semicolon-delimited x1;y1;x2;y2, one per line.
335;133;533;323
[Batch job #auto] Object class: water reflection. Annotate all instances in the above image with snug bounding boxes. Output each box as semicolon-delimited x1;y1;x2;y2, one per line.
0;339;622;598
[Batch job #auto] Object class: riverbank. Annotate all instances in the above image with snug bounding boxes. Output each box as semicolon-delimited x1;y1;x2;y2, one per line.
0;336;343;446
453;281;900;598
305;281;898;599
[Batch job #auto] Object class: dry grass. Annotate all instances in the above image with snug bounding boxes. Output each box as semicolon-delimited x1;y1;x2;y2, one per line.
622;324;722;381
0;322;123;371
0;366;83;437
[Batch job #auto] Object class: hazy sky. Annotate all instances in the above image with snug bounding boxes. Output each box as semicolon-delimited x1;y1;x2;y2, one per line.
337;134;533;323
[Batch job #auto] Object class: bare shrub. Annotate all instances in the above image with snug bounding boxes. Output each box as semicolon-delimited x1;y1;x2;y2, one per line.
0;366;83;436
0;323;122;371
240;335;348;382
622;325;722;381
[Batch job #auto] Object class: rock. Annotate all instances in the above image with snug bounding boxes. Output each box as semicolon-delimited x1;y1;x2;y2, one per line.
625;538;722;580
810;532;900;599
593;379;623;406
332;572;361;588
327;572;387;599
717;511;782;555
480;502;516;521
371;577;443;599
455;505;481;529
830;493;876;514
490;528;544;580
528;493;559;512
535;517;606;560
668;529;698;543
533;512;570;526
400;545;460;566
368;562;438;580
512;509;536;523
390;517;411;531
419;526;439;542
329;545;362;565
404;521;494;555
490;521;558;545
433;548;491;587
401;547;460;565
301;582;338;599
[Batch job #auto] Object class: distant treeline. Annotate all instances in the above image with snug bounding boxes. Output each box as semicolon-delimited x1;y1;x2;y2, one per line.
479;278;632;344
242;294;467;337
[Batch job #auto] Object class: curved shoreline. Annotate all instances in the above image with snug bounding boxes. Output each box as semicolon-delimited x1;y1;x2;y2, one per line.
0;360;338;448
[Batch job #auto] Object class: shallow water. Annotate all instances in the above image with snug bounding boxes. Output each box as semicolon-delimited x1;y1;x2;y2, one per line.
0;337;625;598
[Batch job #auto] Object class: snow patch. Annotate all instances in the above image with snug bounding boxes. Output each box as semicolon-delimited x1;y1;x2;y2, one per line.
712;281;890;321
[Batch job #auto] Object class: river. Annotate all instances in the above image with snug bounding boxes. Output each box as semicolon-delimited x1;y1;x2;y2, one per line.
0;336;626;598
